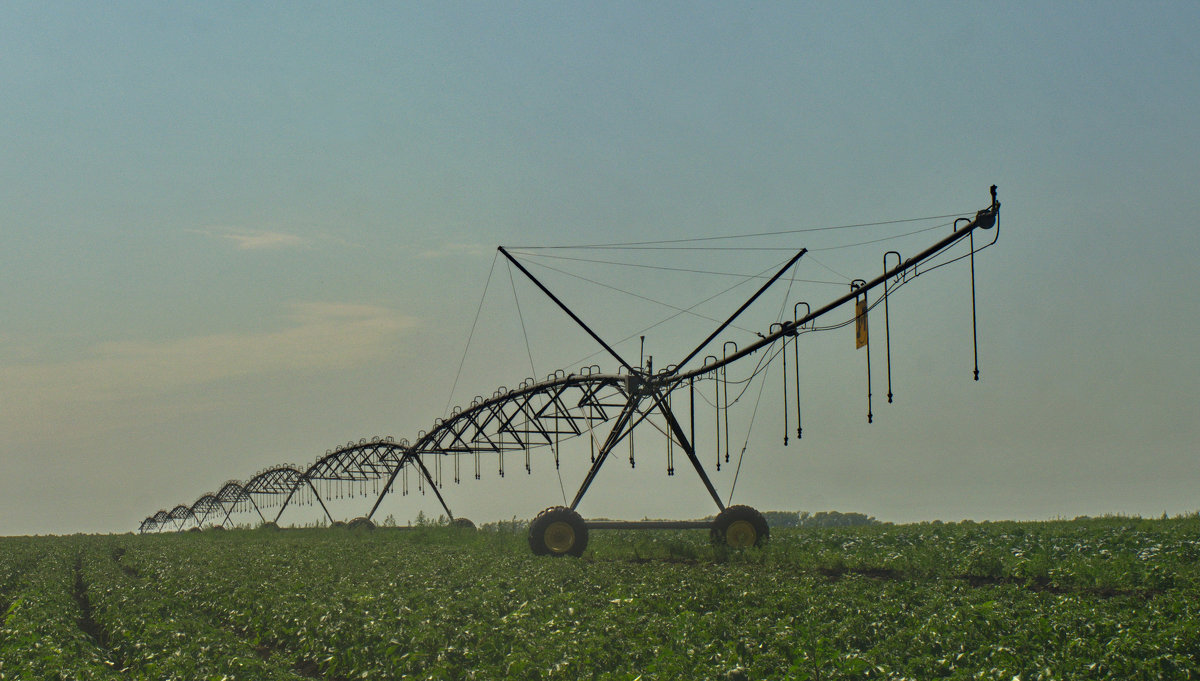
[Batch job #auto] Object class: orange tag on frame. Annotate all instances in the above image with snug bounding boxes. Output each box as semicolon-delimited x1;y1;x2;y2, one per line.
855;296;868;349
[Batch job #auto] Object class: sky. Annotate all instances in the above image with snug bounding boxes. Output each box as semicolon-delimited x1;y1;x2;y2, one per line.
2;2;1198;535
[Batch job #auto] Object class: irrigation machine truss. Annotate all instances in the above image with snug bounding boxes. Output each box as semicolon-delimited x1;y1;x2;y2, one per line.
140;187;1001;556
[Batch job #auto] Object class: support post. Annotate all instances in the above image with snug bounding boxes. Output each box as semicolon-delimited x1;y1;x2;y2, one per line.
569;398;641;510
274;486;299;524
307;479;335;524
647;387;725;512
368;450;411;519
410;454;456;521
246;494;267;524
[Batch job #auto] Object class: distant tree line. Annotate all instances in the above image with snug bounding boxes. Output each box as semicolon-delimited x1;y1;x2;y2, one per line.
762;510;882;528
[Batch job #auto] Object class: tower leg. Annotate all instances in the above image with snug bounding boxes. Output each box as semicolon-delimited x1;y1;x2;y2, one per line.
648;388;725;512
569;398;641;511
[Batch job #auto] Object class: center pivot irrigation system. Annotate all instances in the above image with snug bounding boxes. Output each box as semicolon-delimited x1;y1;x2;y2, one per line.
141;187;1001;556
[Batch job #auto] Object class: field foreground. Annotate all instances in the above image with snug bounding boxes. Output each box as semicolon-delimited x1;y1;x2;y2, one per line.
1;517;1198;680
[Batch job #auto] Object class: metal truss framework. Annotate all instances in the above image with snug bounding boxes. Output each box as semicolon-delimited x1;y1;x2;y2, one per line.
139;188;1000;533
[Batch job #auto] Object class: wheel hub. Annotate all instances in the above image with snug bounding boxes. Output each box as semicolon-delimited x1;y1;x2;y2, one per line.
725;519;758;548
544;520;576;553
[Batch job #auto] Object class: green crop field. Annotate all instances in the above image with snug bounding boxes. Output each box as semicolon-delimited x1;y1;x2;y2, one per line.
1;516;1198;680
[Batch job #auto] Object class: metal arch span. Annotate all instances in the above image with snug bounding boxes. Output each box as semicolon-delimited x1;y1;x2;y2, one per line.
305;438;401;482
363;371;635;520
409;372;627;460
190;494;222;526
244;466;305;495
256;373;642;525
212;481;267;526
166;505;196;531
215;481;252;505
281;440;410;524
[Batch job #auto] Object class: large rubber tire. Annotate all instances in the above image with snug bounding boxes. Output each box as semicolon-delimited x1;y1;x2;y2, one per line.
528;506;588;557
347;516;376;531
451;517;476;530
710;505;770;548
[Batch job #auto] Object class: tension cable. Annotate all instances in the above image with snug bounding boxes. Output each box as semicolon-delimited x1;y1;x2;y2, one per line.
443;252;499;417
727;340;774;505
510;211;974;250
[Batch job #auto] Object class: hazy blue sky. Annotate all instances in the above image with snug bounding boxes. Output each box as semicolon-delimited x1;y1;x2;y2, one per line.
3;2;1198;534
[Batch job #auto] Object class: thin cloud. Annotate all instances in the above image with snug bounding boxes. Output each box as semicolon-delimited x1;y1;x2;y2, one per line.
190;228;310;251
227;231;309;250
0;303;419;426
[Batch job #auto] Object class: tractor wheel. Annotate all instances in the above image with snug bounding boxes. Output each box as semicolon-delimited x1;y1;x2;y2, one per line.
451;517;476;530
528;506;588;557
710;505;769;548
347;516;376;531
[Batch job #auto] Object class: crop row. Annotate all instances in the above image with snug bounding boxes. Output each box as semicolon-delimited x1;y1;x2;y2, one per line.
0;543;118;680
79;541;309;680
